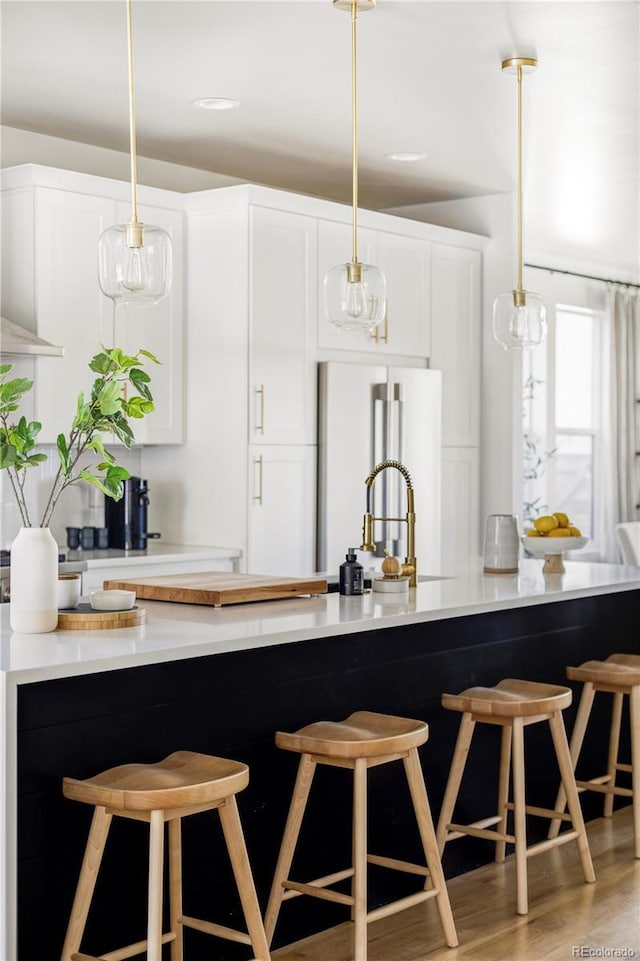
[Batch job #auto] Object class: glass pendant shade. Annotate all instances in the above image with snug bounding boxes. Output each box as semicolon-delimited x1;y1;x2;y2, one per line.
493;290;547;351
98;223;172;307
324;262;386;332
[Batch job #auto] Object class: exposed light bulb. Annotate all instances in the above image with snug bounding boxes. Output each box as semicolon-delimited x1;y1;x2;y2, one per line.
344;280;367;319
509;304;528;341
123;246;147;292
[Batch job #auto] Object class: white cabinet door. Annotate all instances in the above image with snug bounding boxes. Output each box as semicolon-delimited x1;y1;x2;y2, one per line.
114;201;185;444
374;231;431;357
34;187;115;443
249;207;317;445
430;244;481;446
441;446;480;570
247;445;316;575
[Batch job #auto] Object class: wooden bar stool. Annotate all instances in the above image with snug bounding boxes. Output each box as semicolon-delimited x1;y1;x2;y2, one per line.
436;679;595;916
264;710;458;960
548;653;640;857
60;750;270;961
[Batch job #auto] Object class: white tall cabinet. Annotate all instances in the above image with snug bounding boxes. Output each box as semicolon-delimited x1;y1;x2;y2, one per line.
0;165;185;445
162;186;318;576
430;242;483;565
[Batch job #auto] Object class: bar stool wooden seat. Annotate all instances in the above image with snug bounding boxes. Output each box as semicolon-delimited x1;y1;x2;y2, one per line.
264;710;458;961
548;653;640;858
436;679;595;916
61;750;270;961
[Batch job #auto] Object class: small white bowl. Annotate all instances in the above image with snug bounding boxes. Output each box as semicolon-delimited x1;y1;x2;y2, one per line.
89;589;136;611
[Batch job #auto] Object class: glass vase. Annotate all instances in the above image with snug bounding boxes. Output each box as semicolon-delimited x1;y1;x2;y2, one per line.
10;527;58;633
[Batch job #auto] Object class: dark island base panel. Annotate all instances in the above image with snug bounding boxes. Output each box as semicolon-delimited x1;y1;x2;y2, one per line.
18;593;639;960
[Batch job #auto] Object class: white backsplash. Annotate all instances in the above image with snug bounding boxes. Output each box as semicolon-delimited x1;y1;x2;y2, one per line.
1;445;142;551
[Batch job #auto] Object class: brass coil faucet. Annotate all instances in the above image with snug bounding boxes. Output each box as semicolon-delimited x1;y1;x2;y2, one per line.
361;459;417;586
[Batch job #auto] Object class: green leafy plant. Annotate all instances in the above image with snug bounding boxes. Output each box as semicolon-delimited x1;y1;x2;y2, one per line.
0;346;159;528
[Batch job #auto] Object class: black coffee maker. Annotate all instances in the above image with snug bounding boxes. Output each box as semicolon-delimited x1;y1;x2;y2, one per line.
104;477;161;550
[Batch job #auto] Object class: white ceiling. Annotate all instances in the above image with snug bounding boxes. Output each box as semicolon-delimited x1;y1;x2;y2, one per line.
2;1;639;274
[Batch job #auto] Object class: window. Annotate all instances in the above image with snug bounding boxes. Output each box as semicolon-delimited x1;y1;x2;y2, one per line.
521;303;604;553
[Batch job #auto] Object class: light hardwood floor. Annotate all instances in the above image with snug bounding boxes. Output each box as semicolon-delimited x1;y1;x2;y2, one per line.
272;807;640;961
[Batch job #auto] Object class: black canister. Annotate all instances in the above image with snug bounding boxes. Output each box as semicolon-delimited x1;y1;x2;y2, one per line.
66;527;81;550
339;548;364;596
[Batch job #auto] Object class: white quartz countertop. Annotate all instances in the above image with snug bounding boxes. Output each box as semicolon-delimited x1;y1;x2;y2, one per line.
2;560;639;684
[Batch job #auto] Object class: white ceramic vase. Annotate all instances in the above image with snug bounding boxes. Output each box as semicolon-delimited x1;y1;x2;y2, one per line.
10;527;59;633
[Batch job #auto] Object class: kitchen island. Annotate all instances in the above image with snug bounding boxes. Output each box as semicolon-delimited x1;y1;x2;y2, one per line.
2;560;639;960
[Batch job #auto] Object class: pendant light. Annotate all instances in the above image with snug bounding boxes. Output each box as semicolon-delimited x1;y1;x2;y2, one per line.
323;0;386;332
98;0;172;307
493;57;547;350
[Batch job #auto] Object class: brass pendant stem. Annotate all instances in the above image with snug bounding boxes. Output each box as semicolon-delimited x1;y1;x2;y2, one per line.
351;0;358;266
516;63;523;294
126;0;139;228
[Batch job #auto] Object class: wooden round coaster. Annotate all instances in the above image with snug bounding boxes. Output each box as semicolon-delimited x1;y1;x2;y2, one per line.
56;604;145;630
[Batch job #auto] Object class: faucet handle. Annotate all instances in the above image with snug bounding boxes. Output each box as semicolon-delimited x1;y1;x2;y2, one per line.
361;512;376;553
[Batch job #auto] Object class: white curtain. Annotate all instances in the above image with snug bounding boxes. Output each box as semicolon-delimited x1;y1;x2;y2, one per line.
598;288;640;561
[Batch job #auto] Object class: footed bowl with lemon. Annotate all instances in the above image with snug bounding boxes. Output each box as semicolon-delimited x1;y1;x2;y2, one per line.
521;512;588;573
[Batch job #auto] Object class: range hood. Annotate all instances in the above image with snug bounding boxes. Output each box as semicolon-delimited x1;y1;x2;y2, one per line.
0;316;64;357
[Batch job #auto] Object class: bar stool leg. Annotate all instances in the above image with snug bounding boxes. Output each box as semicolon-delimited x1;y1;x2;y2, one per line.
403;749;458;947
219;795;271;961
436;713;475;854
511;718;528;916
353;757;368;961
60;806;112;961
604;692;624;818
548;681;595;838
548;711;595;884
264;754;316;945
495;725;512;863
147;809;165;961
630;685;640;858
168;818;184;961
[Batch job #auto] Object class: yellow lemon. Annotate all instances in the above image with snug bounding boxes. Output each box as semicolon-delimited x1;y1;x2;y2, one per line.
568;526;582;537
553;512;570;528
547;528;569;537
534;515;558;533
526;529;542;537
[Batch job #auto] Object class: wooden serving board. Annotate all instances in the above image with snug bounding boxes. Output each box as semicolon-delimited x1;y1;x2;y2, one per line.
57;604;146;630
102;572;328;607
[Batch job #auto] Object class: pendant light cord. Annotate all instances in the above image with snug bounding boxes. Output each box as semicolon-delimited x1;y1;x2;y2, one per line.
516;63;523;295
127;0;139;226
351;0;358;266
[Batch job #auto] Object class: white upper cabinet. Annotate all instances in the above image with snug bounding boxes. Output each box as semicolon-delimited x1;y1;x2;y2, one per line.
430;243;481;447
0;166;185;446
317;219;431;358
8;185;114;444
114;200;185;444
249;206;317;445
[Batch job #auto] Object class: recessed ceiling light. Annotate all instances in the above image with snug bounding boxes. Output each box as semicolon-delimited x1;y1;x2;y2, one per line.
193;98;240;111
385;152;427;162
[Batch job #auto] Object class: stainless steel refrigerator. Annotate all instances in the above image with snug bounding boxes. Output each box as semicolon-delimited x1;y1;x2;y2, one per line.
317;361;442;576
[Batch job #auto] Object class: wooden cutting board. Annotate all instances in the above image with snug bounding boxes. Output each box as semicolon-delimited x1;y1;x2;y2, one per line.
57;604;146;630
102;572;328;607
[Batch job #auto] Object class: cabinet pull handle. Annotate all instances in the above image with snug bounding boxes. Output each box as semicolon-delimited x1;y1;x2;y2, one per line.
254;455;264;505
372;305;389;344
255;384;265;433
